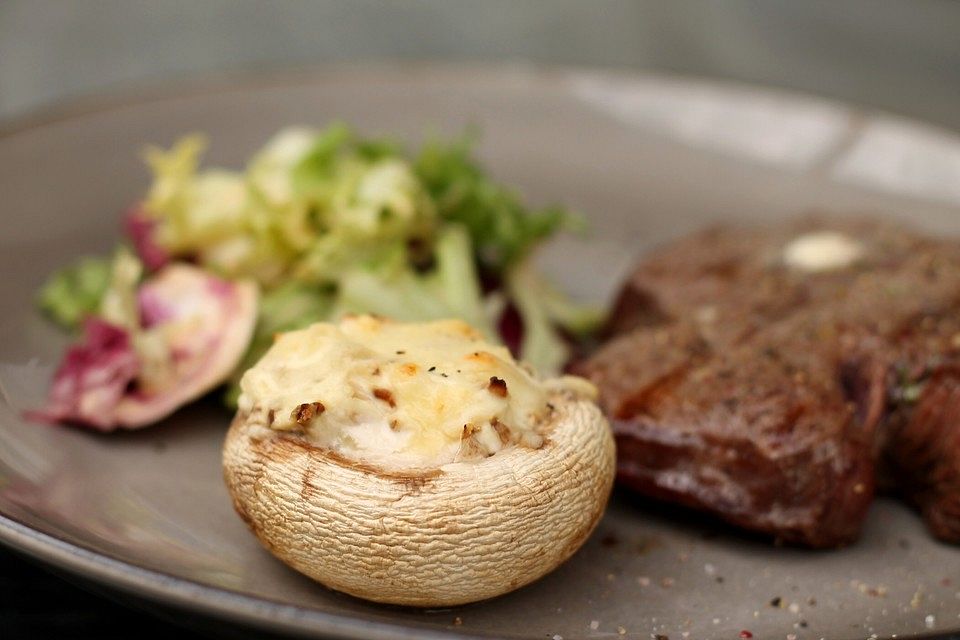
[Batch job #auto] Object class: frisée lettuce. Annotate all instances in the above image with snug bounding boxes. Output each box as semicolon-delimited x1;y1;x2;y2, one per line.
36;125;599;422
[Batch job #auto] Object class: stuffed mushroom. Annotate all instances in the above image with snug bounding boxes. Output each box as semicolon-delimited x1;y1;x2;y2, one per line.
223;315;614;606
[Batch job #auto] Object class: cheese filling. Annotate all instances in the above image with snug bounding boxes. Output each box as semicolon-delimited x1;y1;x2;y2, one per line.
237;315;553;469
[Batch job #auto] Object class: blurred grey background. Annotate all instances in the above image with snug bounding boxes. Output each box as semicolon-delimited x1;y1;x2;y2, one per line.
1;0;959;129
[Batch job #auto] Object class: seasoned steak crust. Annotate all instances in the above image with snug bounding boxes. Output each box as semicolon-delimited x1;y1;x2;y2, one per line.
575;217;960;548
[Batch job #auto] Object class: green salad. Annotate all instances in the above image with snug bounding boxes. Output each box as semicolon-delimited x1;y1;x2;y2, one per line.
35;125;599;429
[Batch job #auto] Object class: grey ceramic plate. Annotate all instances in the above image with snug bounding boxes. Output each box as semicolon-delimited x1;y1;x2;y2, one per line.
2;64;960;640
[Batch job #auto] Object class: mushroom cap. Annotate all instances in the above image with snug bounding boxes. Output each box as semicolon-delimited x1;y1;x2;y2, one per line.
222;388;615;607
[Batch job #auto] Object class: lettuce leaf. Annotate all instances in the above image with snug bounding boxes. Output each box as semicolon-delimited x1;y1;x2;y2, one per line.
37;256;112;329
98;247;143;330
143;134;293;284
333;225;494;337
414;135;581;270
505;260;570;376
292;137;437;283
505;259;603;374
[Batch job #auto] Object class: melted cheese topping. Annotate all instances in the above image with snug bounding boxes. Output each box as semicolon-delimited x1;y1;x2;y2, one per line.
237;316;552;469
782;231;864;272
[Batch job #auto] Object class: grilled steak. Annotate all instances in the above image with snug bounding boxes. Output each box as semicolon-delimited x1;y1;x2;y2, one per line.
574;217;960;547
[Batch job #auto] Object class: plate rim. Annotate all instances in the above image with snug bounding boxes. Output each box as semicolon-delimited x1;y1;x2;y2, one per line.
0;59;905;140
2;61;959;640
0;512;480;640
